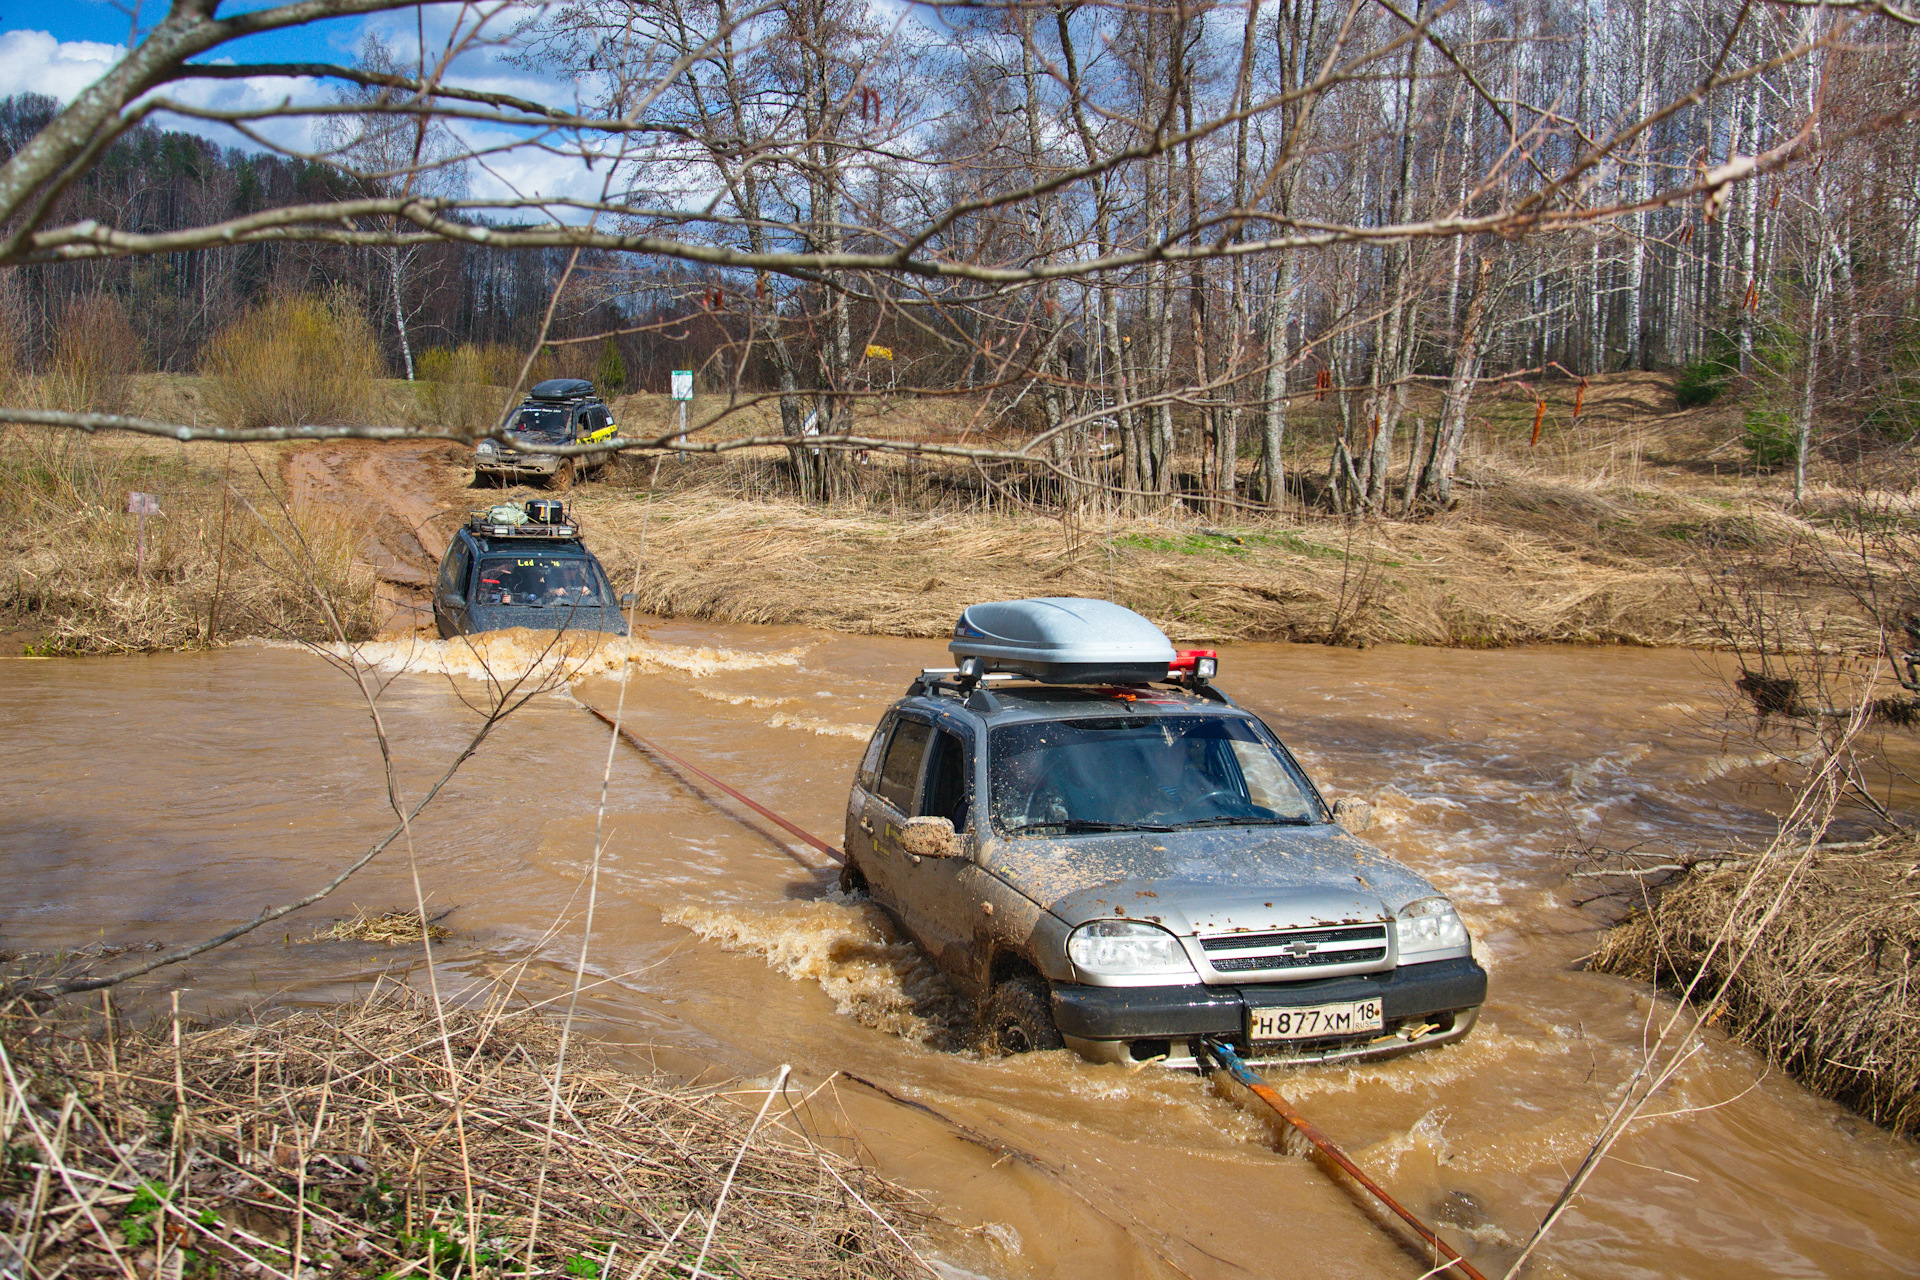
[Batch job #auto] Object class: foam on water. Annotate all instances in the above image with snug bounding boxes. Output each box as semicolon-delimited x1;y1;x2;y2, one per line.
326;629;808;683
766;711;872;739
663;893;970;1046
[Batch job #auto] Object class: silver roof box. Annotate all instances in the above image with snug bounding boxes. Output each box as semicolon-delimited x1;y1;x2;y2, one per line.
949;597;1175;684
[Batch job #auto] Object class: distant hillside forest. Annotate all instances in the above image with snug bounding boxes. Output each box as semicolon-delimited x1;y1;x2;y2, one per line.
0;94;728;392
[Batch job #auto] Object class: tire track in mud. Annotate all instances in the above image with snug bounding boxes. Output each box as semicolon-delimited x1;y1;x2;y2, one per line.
284;441;471;634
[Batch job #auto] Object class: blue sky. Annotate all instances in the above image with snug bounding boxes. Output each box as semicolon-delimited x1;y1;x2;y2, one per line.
0;2;604;210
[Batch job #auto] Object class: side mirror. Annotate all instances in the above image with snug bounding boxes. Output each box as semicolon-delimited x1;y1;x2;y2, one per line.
1332;797;1375;833
620;592;639;607
901;815;962;859
441;593;466;609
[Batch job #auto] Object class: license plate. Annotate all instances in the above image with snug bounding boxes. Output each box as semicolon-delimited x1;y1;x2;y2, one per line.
1248;999;1384;1041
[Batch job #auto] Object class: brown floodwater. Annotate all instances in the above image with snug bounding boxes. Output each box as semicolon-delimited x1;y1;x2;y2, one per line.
4;626;1917;1279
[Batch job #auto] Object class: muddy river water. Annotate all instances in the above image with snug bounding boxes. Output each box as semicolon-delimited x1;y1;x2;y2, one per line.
6;628;1919;1279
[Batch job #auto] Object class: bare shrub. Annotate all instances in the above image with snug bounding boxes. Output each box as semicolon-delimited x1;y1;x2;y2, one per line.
202;292;380;428
417;342;519;435
37;295;141;414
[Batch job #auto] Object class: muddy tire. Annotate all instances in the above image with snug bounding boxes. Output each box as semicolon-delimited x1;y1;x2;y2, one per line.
979;975;1062;1055
548;460;575;492
837;859;868;896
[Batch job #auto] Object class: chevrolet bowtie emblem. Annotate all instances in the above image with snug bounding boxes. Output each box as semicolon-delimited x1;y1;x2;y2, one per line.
1285;941;1317;957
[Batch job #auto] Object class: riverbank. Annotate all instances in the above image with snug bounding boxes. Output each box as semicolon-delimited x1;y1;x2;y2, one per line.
0;984;928;1280
1590;834;1920;1137
0;369;1881;654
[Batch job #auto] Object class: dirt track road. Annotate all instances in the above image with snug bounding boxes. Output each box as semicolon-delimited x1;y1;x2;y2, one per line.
285;441;470;633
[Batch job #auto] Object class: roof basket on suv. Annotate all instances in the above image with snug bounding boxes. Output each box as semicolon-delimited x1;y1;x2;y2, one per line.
948;597;1177;684
529;377;597;401
466;500;579;539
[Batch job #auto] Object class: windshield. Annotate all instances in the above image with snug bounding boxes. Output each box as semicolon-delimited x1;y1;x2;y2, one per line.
988;714;1323;835
508;405;571;442
473;555;604;607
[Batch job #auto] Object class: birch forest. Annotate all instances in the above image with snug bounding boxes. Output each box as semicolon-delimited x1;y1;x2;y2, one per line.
4;0;1919;513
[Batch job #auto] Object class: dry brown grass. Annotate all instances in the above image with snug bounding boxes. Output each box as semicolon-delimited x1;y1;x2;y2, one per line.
571;478;1729;647
1591;835;1920;1135
0;427;376;653
300;908;452;946
0;985;927;1280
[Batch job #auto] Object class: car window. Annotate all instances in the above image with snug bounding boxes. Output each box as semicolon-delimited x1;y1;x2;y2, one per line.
439;541;471;597
875;718;933;813
919;729;970;831
507;405;570;441
857;714;894;790
473;555;604;606
588;406;610;433
988;715;1321;835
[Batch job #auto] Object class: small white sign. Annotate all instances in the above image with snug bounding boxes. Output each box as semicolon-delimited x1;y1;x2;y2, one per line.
670;370;694;401
126;491;160;516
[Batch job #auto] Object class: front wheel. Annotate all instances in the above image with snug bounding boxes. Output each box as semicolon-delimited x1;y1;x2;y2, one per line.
978;975;1063;1055
547;460;575;491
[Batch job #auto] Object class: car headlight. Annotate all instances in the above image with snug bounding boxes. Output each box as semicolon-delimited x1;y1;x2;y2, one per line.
1395;897;1469;958
476;440;497;455
1068;920;1195;978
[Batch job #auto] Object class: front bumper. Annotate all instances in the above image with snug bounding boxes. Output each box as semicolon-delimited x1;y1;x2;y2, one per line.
475;450;560;475
1052;956;1486;1069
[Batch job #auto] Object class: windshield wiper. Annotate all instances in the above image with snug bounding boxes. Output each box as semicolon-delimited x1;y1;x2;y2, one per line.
1007;819;1176;834
1172;814;1309;829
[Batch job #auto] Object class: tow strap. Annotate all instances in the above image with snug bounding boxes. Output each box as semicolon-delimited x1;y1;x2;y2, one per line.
1205;1040;1489;1280
580;700;1485;1278
578;701;844;869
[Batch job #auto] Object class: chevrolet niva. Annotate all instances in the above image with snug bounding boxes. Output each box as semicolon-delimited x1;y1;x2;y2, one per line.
840;597;1486;1068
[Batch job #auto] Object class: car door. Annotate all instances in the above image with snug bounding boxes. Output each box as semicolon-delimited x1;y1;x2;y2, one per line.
433;537;473;637
844;713;892;881
890;722;983;973
862;714;933;928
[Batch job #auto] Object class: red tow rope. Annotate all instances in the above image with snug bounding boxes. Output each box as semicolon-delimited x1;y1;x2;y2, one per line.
579;701;844;869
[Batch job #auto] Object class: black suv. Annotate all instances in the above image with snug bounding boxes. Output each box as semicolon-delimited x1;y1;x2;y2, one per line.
842;597;1486;1068
474;378;619;489
433;501;630;638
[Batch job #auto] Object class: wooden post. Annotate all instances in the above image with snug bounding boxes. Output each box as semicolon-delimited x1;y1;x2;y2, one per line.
126;491;160;577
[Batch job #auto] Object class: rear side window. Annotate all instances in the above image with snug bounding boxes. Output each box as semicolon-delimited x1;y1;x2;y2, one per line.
920;729;971;830
439;541;471;597
875;719;933;812
857;714;894;789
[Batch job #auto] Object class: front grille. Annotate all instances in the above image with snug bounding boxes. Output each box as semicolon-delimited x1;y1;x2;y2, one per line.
1199;923;1390;973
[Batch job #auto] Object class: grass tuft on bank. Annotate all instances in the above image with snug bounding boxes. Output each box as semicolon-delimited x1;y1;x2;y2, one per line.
0;985;928;1280
0;427;376;653
1591;835;1920;1135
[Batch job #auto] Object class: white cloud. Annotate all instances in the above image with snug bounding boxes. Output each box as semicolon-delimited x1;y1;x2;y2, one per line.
0;24;613;218
0;29;122;102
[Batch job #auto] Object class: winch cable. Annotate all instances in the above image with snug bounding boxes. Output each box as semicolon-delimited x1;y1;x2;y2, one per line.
581;700;1481;1278
1204;1040;1488;1280
578;701;844;870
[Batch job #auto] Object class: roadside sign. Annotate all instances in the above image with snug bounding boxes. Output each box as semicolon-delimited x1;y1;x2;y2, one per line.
670;370;693;400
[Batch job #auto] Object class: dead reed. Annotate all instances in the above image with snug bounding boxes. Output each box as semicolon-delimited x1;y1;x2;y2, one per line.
0;985;928;1280
1591;835;1920;1134
300;909;452;946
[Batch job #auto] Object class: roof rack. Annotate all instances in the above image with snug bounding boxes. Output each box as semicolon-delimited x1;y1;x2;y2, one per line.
528;377;598;402
466;502;580;540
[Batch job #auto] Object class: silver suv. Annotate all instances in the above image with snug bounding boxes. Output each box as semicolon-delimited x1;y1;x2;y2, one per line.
841;598;1486;1068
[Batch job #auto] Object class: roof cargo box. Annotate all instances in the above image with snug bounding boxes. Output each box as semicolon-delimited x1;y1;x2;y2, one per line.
530;377;596;401
949;597;1175;684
